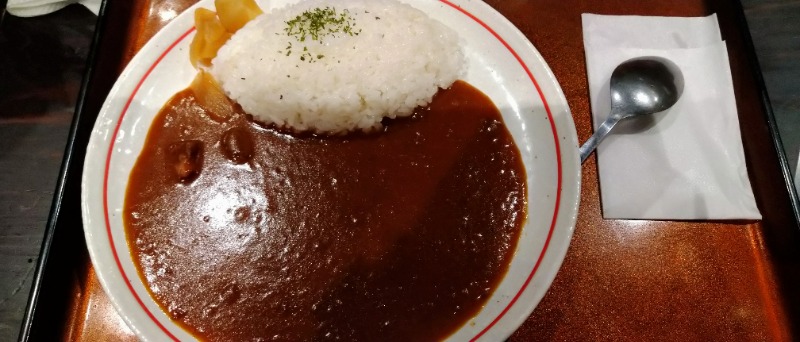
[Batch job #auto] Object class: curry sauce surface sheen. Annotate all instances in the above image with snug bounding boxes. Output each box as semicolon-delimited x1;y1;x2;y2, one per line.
124;81;527;341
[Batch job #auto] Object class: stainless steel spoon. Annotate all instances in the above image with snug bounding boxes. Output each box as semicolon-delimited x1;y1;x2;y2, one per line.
579;57;684;163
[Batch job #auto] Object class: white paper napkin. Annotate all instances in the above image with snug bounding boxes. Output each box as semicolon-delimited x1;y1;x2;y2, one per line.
582;13;761;220
7;0;101;17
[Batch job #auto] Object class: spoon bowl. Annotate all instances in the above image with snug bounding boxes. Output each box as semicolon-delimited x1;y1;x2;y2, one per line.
579;56;684;163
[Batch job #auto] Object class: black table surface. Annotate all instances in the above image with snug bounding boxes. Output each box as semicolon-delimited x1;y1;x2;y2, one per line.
0;1;797;341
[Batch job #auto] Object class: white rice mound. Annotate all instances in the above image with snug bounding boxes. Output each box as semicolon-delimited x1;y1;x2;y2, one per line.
210;0;464;134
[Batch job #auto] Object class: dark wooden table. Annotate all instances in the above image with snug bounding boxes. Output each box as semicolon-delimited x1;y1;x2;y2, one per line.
741;0;800;175
0;5;96;341
0;1;798;341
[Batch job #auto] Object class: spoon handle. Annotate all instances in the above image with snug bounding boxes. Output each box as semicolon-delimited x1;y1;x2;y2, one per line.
579;113;623;163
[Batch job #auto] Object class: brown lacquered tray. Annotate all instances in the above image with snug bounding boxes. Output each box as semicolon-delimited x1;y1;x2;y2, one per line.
19;0;800;341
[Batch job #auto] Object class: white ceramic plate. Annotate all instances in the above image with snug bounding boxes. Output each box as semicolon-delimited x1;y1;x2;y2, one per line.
81;0;581;340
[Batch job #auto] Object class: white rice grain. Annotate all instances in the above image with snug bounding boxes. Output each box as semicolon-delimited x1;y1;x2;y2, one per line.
210;0;464;134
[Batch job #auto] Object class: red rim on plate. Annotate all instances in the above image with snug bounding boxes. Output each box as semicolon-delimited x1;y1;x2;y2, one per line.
101;1;564;340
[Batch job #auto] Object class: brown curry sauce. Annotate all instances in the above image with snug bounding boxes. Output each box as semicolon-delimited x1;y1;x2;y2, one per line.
124;80;527;341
